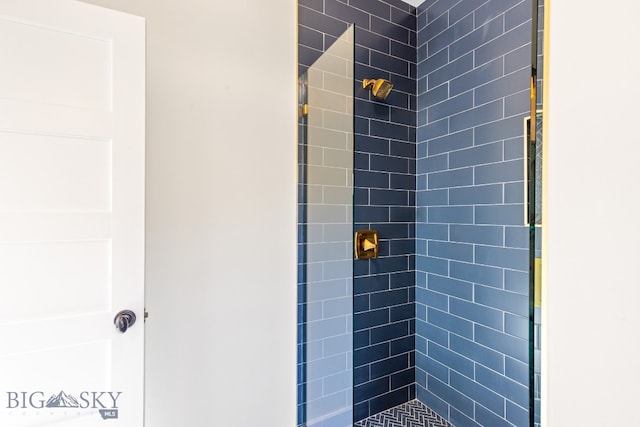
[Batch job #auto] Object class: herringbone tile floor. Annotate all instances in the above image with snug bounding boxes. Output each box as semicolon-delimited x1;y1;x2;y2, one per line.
354;399;454;427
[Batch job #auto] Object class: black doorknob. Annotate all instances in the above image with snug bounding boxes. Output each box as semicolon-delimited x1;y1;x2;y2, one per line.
114;310;136;333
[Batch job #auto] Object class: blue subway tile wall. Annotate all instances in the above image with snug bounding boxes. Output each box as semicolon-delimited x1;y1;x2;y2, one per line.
299;1;417;425
416;1;532;427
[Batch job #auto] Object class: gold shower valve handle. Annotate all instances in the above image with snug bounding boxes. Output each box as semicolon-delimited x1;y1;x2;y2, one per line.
355;230;379;259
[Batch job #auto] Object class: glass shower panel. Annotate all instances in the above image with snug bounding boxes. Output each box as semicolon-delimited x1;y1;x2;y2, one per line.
299;25;354;427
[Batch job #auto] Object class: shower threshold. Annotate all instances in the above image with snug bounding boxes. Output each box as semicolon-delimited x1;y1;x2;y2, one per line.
355;399;454;427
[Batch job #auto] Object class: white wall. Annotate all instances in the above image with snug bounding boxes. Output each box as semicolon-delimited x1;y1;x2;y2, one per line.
545;1;640;425
79;1;297;426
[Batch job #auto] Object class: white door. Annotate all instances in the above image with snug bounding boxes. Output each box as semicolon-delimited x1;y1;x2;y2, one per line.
0;1;145;426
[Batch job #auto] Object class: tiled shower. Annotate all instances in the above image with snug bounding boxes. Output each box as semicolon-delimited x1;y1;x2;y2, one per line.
298;1;542;426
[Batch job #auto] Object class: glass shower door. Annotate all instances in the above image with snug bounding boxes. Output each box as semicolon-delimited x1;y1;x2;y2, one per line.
298;25;354;427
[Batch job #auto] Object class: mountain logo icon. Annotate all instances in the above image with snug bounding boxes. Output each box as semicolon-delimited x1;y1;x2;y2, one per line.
45;391;80;408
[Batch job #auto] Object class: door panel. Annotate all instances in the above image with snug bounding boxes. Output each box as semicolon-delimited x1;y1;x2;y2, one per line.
0;1;144;426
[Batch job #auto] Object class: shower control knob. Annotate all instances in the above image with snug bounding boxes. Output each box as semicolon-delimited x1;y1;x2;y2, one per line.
114;310;137;333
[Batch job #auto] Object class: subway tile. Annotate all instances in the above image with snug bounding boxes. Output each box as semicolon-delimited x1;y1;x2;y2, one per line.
299;6;349;38
371;16;410;45
505;313;528;340
349;0;391;21
299;45;323;68
428;52;474;90
505;89;530;116
354;294;370;313
416;287;448;312
504;136;524;160
428;307;473;339
391;40;416;62
390;107;416;126
371;50;410;76
475;284;528;316
505;356;529;386
428;240;474;262
450;407;482;427
428;129;474;156
389;140;415;158
370;255;409;274
390;206;415;222
354;205;389;222
428;273;473;300
449;14;504;62
428;167;473;189
299;0;323;13
391;7;417;32
417;153;448;172
505;269;528;294
356;98;390;120
417;118;449;143
507;400;529;427
354;308;390;331
476;366;528;409
390;238;414;255
354;275;389;295
418;82;449;111
353;377;389;402
326;0;370;30
371;222;411;239
449;0;484;24
428;14;474;56
450;99;503;133
417;189;448;206
476;324;528;363
370;119;410;141
475;19;531;66
475;204;525;226
450;260;503;288
415;319;448;347
416;352;449;383
504;44;530;74
389;173;415;191
355;135;390;155
418;47;448;76
370;354;409;378
387;73;415;95
450;224;503;246
390;303;414;322
390;271;414;288
504;181;524;204
475;67;530;105
354;330;370;350
475;403;513;427
476;244;528;272
370;154;409;173
371;322;410;345
428;91;474;124
355;27;390;54
391;368;415;390
416;223;448;240
474;115;524;145
370;288;409;309
450;371;505;416
355;45;370;65
450;140;503;168
428;206;473;224
429;342;475;381
505;226;528;248
391;335;414;355
449;184;503;205
299;25;325;51
450;333;504;373
370;188;408;206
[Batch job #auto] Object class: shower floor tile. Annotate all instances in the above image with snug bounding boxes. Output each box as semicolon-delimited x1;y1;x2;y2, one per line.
354;399;454;427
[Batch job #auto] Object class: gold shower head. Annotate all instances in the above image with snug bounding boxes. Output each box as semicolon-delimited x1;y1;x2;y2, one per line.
362;78;393;100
